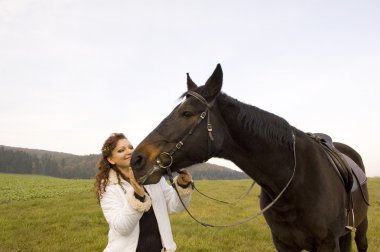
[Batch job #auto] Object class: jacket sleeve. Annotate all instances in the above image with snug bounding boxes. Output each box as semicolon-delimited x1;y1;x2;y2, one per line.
159;176;193;214
100;185;151;236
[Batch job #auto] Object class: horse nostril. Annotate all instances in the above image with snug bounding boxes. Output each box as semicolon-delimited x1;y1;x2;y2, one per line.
131;153;146;171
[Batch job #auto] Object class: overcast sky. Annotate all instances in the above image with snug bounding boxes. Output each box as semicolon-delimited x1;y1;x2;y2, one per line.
0;0;379;177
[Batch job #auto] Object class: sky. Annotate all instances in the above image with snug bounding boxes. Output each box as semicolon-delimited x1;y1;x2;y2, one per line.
0;0;379;177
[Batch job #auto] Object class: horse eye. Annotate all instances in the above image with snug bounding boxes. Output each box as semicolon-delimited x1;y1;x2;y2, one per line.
182;111;194;117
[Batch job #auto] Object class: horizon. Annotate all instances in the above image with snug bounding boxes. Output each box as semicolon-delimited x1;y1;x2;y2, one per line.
1;143;380;179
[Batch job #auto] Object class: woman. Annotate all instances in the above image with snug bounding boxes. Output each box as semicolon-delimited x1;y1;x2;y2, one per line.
95;133;193;252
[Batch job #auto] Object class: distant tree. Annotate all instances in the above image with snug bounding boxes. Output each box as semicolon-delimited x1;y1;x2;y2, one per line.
0;147;35;174
0;145;248;180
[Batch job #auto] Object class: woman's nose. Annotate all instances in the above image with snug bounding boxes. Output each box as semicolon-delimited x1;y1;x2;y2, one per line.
127;149;134;155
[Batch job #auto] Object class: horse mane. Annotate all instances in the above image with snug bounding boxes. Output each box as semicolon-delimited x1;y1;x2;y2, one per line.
219;94;294;148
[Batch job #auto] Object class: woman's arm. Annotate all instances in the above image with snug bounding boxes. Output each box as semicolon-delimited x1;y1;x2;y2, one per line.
160;172;194;214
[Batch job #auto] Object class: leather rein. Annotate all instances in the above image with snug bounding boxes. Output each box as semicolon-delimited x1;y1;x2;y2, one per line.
156;90;297;227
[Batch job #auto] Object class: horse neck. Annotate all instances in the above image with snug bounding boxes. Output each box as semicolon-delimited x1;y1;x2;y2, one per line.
216;94;295;195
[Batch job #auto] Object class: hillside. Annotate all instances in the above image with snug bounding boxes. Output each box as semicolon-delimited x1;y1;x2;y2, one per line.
0;145;248;180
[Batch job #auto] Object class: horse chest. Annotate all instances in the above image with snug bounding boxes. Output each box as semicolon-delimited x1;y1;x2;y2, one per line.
261;192;342;249
264;210;325;250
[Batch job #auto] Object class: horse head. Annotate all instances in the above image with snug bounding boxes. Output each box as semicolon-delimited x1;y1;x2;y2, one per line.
131;64;227;184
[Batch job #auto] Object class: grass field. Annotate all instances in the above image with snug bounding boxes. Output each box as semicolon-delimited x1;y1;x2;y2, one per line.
0;173;379;252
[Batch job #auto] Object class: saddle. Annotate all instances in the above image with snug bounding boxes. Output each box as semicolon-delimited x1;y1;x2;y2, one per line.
307;133;367;193
307;133;368;232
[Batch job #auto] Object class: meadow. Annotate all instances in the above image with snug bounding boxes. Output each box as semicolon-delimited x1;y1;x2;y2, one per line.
0;173;379;252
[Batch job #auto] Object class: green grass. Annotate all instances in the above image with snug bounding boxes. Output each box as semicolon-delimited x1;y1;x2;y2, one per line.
0;173;379;251
0;173;106;252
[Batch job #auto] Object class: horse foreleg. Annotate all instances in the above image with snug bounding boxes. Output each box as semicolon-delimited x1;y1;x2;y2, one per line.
314;238;340;252
354;217;368;252
339;233;352;252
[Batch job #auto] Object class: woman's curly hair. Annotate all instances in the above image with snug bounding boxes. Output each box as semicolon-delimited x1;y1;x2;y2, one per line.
95;133;127;203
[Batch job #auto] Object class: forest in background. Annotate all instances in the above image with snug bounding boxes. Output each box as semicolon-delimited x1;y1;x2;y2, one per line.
0;145;248;180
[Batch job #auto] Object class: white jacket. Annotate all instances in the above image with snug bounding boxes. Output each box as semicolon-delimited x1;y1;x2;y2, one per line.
100;169;193;252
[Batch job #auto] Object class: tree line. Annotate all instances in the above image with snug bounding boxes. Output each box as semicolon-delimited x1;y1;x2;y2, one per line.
0;145;248;180
0;146;98;178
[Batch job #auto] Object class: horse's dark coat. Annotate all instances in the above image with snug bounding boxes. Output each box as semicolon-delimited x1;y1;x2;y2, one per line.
131;64;369;252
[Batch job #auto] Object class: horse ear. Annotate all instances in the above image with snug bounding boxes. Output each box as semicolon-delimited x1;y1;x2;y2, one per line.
187;73;197;90
204;64;223;99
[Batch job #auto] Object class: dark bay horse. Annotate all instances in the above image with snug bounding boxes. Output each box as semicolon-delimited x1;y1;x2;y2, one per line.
131;64;369;252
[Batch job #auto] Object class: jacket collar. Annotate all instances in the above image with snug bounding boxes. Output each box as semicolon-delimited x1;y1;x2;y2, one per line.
108;169;121;185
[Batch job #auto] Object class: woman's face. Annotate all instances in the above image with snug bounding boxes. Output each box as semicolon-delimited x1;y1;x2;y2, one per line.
107;138;134;169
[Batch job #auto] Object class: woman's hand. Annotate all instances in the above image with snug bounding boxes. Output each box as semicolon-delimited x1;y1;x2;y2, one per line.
121;167;145;197
177;169;192;186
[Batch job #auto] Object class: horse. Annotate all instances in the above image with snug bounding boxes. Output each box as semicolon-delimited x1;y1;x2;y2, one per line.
130;64;369;252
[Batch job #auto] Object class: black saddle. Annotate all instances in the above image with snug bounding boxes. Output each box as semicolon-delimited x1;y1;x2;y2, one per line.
307;133;367;193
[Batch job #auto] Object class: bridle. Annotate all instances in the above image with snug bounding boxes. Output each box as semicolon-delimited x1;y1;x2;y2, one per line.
156;90;215;180
155;90;297;227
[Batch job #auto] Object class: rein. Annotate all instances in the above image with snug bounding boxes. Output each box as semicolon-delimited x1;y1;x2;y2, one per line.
156;90;297;227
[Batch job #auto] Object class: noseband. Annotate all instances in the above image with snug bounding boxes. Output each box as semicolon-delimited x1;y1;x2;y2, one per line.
156;90;215;180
